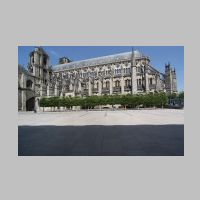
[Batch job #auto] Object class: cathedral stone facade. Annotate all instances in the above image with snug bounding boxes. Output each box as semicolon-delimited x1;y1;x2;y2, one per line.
18;47;177;111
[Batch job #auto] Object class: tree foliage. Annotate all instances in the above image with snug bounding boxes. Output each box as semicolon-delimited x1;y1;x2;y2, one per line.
178;91;184;100
39;92;172;110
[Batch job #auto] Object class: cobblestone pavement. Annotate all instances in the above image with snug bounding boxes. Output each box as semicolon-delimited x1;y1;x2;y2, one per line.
18;109;184;156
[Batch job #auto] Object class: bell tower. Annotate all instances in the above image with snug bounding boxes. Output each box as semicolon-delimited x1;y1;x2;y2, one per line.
28;47;50;77
164;62;177;94
28;47;52;97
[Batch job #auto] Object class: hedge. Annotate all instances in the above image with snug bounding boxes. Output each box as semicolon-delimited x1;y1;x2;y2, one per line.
39;92;171;109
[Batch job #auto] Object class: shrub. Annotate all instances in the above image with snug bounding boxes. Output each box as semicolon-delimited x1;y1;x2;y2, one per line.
39;92;170;110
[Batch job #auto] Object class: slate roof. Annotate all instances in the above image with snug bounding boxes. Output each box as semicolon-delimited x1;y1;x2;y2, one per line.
148;65;160;74
53;50;148;71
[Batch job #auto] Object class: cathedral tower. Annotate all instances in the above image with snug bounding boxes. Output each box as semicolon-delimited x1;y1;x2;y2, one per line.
28;47;52;97
164;63;177;94
29;47;50;77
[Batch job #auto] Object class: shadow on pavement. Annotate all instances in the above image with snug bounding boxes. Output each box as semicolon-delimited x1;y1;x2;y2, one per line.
18;125;184;156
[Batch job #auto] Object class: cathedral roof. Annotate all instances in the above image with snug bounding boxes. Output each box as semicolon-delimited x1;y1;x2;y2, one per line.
53;50;148;71
148;65;160;74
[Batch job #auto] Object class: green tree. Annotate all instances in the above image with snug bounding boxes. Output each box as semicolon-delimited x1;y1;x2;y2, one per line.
178;91;184;100
160;92;168;108
120;95;129;109
168;92;177;99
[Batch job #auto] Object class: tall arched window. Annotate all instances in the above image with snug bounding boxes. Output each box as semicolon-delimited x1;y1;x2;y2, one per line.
26;80;33;89
115;80;120;87
150;78;153;85
125;80;127;87
106;81;110;88
125;79;131;87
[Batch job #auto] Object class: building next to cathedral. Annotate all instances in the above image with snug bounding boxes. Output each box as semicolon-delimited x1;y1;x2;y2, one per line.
18;47;178;111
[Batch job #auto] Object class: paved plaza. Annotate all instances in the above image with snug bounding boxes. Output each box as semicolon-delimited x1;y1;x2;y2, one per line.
18;109;184;156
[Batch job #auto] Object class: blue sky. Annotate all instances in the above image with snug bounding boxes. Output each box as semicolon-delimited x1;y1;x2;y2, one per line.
18;46;184;91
